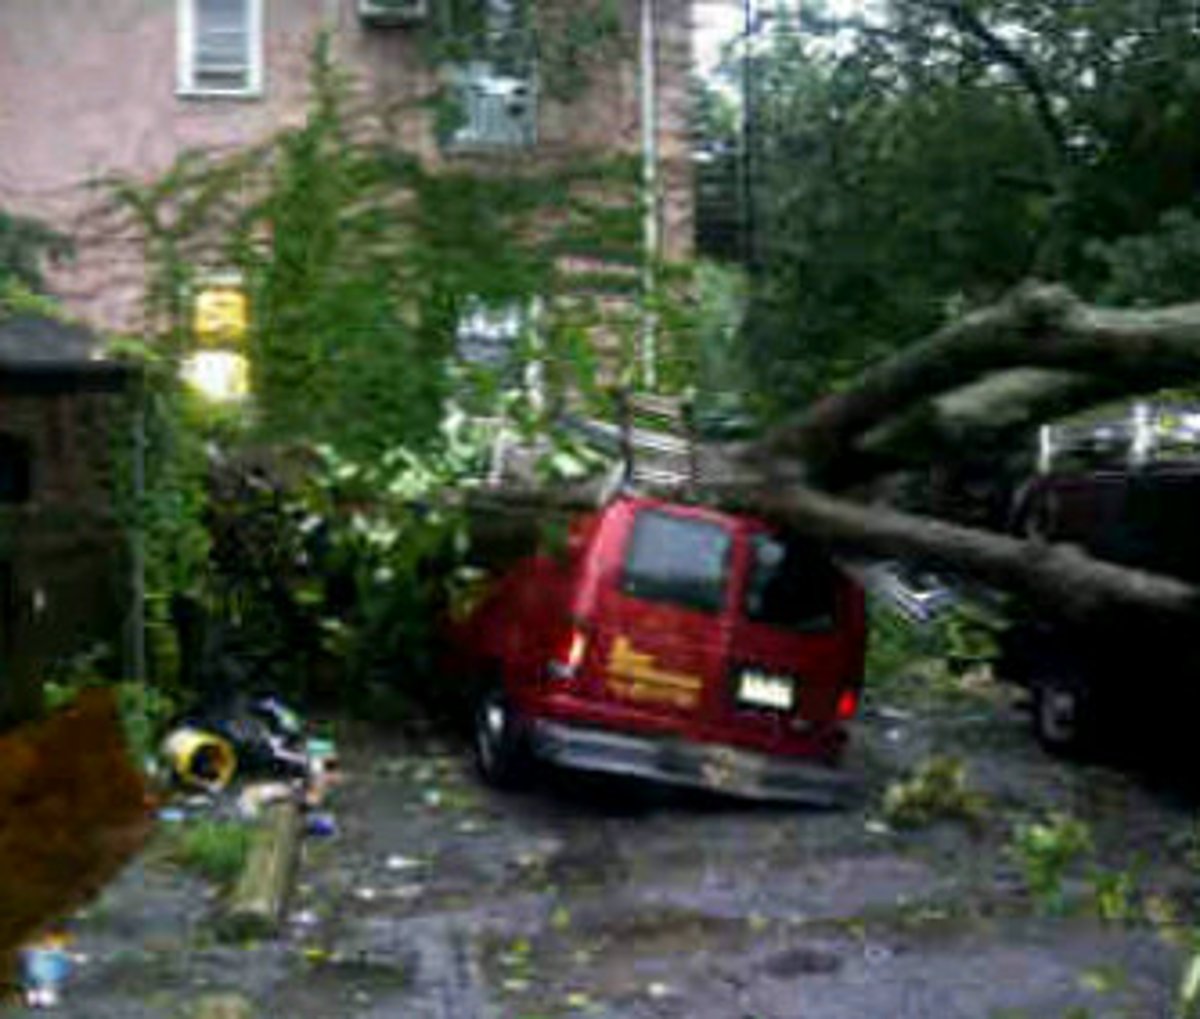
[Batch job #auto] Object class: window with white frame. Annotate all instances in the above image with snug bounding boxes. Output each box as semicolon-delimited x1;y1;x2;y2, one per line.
444;0;536;150
178;0;263;97
456;297;544;407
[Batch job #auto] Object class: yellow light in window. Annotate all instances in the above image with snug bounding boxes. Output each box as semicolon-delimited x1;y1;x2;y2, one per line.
194;285;247;346
181;351;250;403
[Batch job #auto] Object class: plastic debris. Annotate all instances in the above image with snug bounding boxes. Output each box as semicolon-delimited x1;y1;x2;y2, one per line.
305;812;338;838
237;782;297;820
253;697;303;740
184;695;309;782
354;887;378;902
423;789;443;808
162;728;237;792
385;854;421;872
157;807;187;823
20;935;72;1008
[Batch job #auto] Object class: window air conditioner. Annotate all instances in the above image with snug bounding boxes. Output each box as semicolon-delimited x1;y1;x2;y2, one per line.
358;0;428;26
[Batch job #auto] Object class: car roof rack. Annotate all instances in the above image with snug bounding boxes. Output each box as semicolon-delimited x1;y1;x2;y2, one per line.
1038;402;1200;474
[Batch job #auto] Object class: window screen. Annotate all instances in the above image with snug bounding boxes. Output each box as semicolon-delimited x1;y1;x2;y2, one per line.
621;510;731;614
192;0;252;92
744;534;839;631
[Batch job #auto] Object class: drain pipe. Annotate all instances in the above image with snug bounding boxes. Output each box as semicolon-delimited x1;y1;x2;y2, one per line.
640;0;660;390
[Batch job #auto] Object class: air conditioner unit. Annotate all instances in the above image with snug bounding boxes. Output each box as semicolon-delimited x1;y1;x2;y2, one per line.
358;0;428;26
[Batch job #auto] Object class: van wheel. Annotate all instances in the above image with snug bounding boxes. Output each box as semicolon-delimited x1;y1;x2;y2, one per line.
1032;676;1092;756
473;685;531;789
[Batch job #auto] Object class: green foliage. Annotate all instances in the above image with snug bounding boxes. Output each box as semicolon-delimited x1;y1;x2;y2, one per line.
935;603;1005;673
1009;813;1094;915
1089;866;1138;924
419;0;626;104
106;37;684;713
864;605;945;690
163;820;251;887
707;0;1200;411
0;278;68;320
1090;208;1200;308
0;208;72;294
880;755;986;829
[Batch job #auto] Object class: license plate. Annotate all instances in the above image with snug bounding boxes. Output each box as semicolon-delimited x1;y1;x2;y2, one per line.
736;670;795;711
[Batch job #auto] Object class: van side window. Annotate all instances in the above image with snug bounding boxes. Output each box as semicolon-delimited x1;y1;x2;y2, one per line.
745;534;838;631
621;510;731;614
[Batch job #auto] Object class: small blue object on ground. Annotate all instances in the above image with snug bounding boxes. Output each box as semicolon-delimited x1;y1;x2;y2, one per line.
305;812;338;838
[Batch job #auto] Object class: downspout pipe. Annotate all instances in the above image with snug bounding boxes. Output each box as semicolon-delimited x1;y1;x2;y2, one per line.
640;0;660;390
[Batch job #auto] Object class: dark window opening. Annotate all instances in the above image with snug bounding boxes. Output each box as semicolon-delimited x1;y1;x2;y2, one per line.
744;533;839;631
0;435;31;504
621;509;731;614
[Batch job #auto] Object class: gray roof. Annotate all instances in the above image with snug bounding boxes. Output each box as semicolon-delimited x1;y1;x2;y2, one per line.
0;312;101;364
0;313;133;392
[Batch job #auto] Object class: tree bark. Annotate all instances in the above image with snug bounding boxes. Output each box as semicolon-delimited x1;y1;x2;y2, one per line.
718;482;1200;628
762;284;1200;479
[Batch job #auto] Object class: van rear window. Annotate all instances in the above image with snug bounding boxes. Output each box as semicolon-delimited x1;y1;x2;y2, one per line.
621;510;731;614
744;534;839;631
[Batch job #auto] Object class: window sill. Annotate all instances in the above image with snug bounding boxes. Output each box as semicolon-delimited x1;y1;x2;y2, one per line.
176;86;264;102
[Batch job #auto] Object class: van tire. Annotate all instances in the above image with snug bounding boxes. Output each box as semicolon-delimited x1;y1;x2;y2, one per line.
473;685;531;789
1032;675;1093;757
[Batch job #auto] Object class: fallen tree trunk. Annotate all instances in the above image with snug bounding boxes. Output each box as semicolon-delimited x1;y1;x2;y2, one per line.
717;482;1200;627
764;283;1200;479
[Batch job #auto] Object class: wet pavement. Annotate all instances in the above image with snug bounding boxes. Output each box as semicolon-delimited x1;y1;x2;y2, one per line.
22;683;1198;1018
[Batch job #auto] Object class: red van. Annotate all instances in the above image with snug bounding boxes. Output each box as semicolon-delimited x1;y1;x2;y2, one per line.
448;495;866;805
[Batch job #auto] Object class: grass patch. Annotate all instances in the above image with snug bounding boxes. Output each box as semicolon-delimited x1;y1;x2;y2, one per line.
163;820;252;887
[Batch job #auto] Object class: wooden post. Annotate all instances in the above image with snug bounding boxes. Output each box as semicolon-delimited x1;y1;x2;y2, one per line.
219;800;301;941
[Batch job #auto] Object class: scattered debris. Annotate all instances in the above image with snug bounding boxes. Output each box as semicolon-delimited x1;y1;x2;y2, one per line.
162;728;238;793
19;933;72;1008
189;992;255;1019
305;812;338;838
385;854;422;872
237;782;298;821
881;756;986;829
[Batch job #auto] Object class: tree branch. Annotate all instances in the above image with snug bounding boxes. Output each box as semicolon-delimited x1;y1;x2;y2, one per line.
762;283;1200;479
926;0;1069;159
716;482;1200;628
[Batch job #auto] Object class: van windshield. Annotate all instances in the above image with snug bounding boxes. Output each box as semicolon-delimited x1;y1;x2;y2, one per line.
744;534;839;631
621;509;731;614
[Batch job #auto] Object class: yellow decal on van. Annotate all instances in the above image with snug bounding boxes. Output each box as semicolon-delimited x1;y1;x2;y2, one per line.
607;636;702;709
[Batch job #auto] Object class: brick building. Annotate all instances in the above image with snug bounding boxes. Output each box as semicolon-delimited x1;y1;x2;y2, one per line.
0;0;695;334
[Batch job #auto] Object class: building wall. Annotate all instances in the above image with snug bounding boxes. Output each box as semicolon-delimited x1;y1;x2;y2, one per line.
0;0;694;333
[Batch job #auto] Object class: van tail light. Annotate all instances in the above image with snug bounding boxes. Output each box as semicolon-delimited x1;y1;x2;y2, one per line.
548;627;588;681
835;688;859;721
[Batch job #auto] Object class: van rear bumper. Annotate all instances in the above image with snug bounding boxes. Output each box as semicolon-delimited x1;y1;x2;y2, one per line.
528;720;860;807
